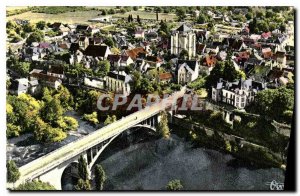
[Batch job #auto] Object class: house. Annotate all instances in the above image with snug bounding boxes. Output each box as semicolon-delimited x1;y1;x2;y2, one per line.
175;60;199;84
211;78;266;109
84;76;105;89
261;32;272;40
29;69;62;90
200;55;217;75
145;31;158;41
217;51;227;61
59;26;71;36
9;78;29;95
196;43;206;55
171;24;196;60
275;51;287;69
124;47;147;61
28;79;40;94
22;46;47;61
106;71;131;96
76;24;90;34
89;37;104;45
88;26;100;36
78;36;89;50
205;44;219;54
84;45;111;60
107;54;134;68
50;22;64;31
157;72;173;83
134;30;145;39
47;65;65;79
144;56;163;68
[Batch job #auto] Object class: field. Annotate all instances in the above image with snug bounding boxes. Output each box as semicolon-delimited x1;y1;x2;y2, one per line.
7;6;177;24
113;10;176;21
6;9;102;25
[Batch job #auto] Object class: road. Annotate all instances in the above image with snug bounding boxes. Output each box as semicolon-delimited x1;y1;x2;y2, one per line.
15;88;186;183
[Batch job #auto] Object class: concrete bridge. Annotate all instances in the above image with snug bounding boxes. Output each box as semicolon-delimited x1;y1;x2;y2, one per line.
8;88;185;190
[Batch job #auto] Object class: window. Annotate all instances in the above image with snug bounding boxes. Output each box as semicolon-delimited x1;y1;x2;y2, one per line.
241;97;245;102
241;103;244;108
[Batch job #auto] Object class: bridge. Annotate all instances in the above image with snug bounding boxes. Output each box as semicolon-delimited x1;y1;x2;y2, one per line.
8;88;186;190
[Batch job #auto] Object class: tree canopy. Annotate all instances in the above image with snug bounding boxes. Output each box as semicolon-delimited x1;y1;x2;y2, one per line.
7;160;20;183
166;179;183;190
15;180;56;190
95;164;106;190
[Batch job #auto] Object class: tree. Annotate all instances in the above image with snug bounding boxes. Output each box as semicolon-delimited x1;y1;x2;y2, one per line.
56;116;78;132
158;20;171;37
101;9;107;15
156;111;170;139
74;179;91;191
7;160;20;184
248;87;294;123
166;179;183;190
33;117;67;143
205;60;245;92
15;180;56;190
108;9;115;15
104;115;117;125
82;112;99;125
120;8;126;14
179;49;189;59
139;78;154;94
176;7;186;21
41;97;64;124
26;30;44;45
95;164;106;190
7;123;21;138
96;60;110;77
23;23;35;33
104;37;115;47
133;6;138;11
197;14;208;24
137;15;141;24
15;61;30;77
131;71;142;92
36;21;46;30
78;155;88;181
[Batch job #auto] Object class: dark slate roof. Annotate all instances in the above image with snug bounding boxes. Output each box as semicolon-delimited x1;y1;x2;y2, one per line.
76;25;89;31
48;65;64;74
69;43;80;53
176;24;192;32
177;60;197;71
107;71;126;81
84;45;108;57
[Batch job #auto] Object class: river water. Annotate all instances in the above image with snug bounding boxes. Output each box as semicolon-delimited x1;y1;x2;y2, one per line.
94;132;285;191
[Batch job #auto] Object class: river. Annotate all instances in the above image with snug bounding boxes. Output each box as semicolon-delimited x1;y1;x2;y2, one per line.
93;131;285;191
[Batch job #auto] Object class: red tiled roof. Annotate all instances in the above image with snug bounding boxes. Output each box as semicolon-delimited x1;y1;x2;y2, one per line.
263;51;273;59
126;47;147;60
261;32;272;39
159;72;173;80
204;55;217;67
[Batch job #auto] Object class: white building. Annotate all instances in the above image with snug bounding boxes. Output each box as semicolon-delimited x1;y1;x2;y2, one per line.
211;79;266;109
176;60;199;85
106;71;131;96
171;24;196;60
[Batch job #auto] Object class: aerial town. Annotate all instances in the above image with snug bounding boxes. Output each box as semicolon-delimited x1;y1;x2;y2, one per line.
6;6;294;191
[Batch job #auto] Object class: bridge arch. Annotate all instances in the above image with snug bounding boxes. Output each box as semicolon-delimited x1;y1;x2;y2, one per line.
61;162;79;190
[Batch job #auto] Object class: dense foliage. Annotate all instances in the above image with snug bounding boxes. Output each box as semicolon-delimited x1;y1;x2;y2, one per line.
15;180;56;190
